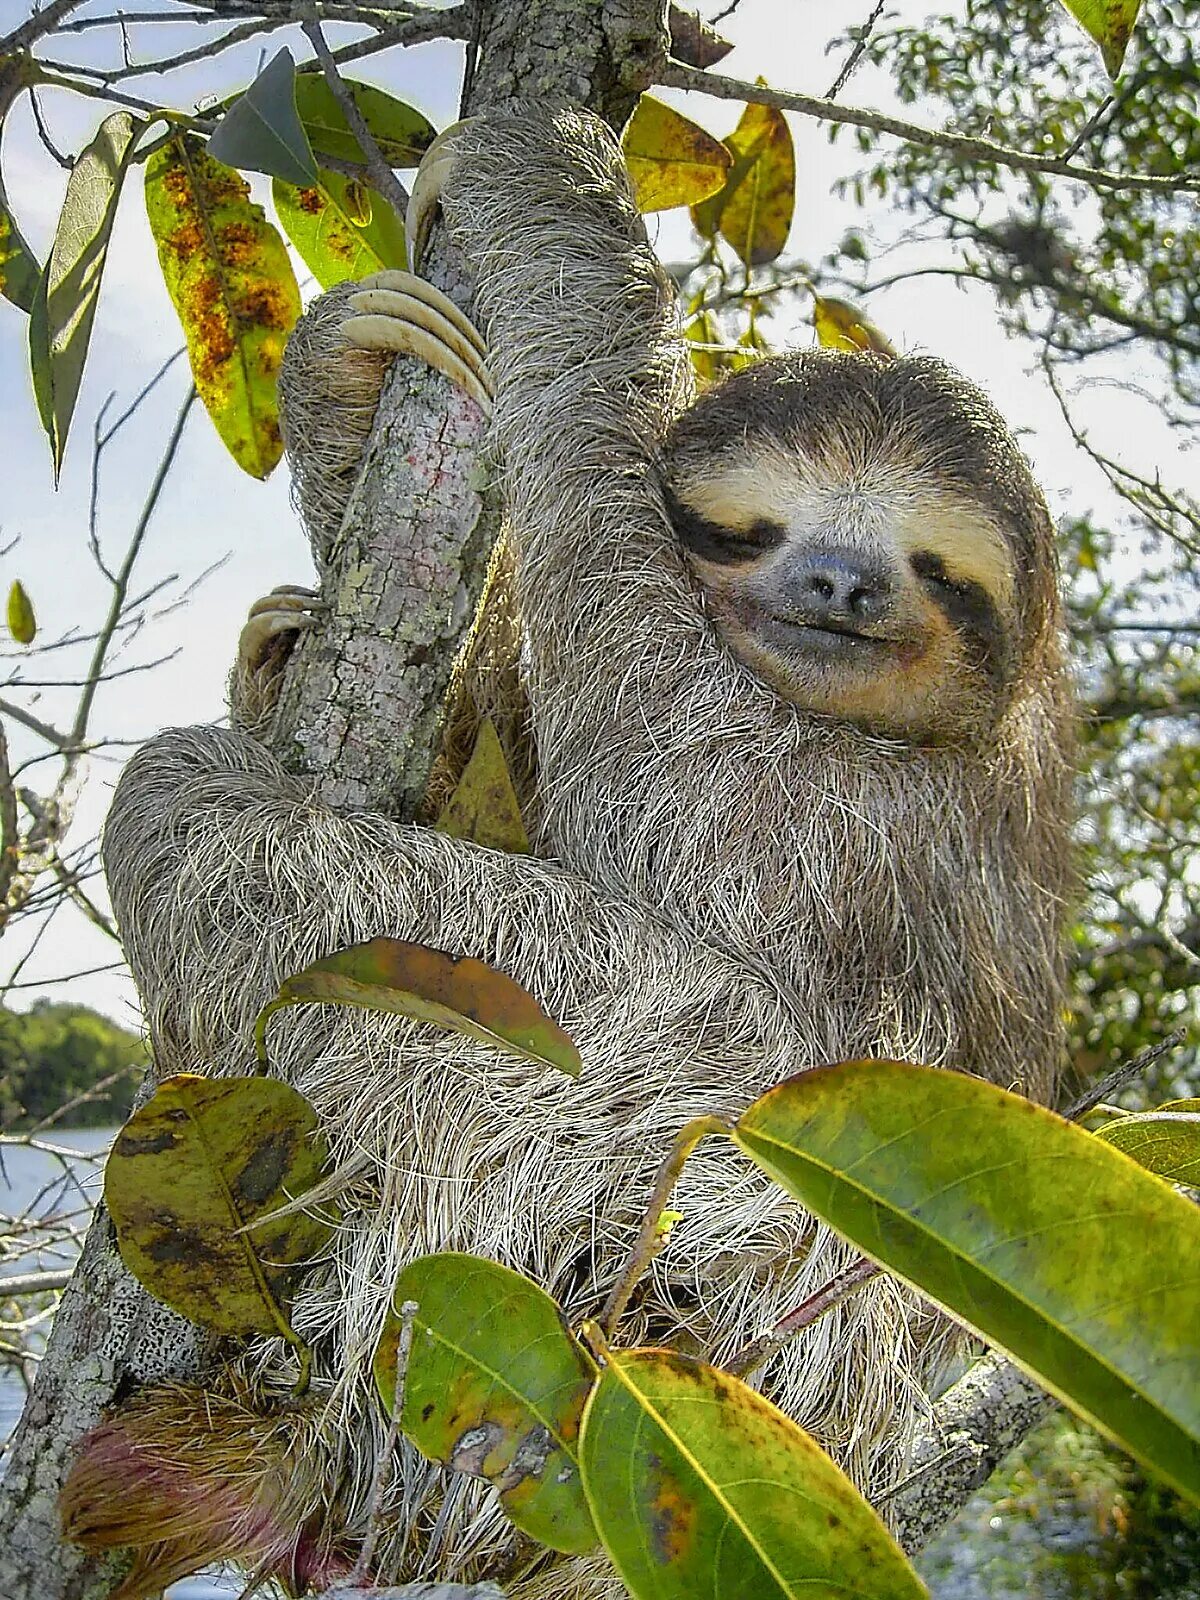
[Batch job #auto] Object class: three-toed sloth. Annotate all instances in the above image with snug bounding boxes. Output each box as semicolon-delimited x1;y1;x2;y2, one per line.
100;107;1073;1596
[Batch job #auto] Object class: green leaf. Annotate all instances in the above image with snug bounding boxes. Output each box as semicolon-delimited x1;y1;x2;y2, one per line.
1095;1110;1200;1185
293;75;437;169
29;112;137;476
145;136;301;478
435;717;529;853
272;167;406;289
579;1349;926;1599
7;580;35;645
733;1061;1200;1503
714;102;795;268
207;47;318;187
1057;0;1143;76
104;1074;333;1340
255;936;582;1078
0;175;40;313
376;1254;598;1554
621;95;731;213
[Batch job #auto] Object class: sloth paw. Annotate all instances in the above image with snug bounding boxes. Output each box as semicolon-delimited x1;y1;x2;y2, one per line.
342;269;492;416
231;585;323;732
405;119;472;272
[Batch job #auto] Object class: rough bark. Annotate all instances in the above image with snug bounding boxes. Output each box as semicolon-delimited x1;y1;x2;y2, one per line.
0;3;669;1596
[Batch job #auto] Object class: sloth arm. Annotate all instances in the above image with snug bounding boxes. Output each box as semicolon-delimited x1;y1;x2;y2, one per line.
436;112;758;858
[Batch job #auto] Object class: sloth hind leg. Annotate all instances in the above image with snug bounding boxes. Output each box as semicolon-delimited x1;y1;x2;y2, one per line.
343;270;493;416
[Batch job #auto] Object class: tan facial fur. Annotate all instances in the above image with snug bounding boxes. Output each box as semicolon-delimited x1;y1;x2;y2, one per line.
671;444;1020;743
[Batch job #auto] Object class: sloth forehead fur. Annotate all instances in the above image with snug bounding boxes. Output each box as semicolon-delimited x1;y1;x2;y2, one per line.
662;351;1058;744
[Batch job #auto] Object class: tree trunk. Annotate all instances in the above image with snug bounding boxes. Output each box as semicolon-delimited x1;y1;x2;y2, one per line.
0;4;669;1596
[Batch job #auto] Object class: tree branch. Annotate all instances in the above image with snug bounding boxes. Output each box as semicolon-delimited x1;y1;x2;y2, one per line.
659;61;1200;196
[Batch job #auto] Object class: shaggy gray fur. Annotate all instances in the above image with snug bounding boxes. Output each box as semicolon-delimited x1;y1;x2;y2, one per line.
103;109;1072;1596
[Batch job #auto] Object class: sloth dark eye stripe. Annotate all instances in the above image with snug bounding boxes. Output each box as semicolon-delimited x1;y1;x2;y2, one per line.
911;551;1010;681
664;488;785;565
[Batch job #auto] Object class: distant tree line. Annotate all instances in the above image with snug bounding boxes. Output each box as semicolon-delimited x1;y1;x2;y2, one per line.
0;1003;144;1129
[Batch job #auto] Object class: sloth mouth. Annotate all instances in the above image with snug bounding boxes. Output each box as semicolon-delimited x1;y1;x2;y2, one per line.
761;615;899;655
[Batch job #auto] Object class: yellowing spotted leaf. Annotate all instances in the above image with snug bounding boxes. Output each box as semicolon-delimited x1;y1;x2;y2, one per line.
622;96;732;213
1058;0;1143;76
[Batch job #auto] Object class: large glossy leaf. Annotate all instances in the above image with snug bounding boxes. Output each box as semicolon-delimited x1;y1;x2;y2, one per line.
145;137;300;477
1095;1109;1200;1185
580;1349;926;1599
272;167;406;289
0;176;39;312
734;1061;1200;1502
29;111;136;475
376;1254;598;1554
622;95;731;213
435;717;529;853
1058;0;1143;76
293;75;436;169
255;936;581;1077
105;1074;332;1339
207;48;318;187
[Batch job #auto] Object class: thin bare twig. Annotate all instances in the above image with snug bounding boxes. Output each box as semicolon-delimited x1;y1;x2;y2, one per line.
0;0;89;55
726;1256;882;1377
826;1;886;101
1062;1030;1188;1121
350;1299;417;1583
26;88;71;169
302;18;410;220
658;61;1200;197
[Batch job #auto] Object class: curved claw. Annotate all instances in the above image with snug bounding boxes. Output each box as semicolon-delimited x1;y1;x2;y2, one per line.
343;270;493;416
237;586;322;680
406;119;475;272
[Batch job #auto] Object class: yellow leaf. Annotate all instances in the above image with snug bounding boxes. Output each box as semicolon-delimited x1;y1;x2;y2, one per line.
7;580;35;645
435;716;528;853
812;294;896;357
692;101;795;268
622;96;732;213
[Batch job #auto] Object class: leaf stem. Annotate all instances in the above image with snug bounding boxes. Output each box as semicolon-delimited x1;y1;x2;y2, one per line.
600;1113;731;1337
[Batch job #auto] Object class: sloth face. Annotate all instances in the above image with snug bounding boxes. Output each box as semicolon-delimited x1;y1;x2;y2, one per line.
662;352;1058;745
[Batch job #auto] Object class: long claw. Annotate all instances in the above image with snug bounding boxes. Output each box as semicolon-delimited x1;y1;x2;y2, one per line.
406;120;473;272
237;587;322;680
342;269;493;415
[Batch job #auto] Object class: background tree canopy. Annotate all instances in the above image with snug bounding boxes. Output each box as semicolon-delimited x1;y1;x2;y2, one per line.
0;1002;143;1127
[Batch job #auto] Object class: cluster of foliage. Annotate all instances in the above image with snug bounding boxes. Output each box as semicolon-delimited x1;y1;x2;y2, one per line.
0;1000;143;1128
57;902;1200;1598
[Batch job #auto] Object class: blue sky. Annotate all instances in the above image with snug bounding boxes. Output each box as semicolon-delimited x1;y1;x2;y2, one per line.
0;0;1192;1024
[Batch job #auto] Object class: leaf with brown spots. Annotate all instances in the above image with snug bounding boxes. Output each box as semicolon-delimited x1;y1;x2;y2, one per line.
1058;0;1144;76
29;111;138;477
622;96;731;214
435;717;529;854
691;101;795;268
293;75;437;169
255;936;581;1078
579;1349;925;1598
273;167;407;290
735;1061;1200;1504
144;137;300;478
375;1253;598;1554
104;1074;332;1343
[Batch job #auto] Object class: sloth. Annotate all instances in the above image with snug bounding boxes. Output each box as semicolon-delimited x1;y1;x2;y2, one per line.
95;107;1073;1596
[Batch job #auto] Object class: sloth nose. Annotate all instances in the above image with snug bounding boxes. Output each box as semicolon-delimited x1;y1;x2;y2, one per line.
786;548;893;625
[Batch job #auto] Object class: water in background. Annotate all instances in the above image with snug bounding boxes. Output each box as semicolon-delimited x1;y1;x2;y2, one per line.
0;1128;236;1600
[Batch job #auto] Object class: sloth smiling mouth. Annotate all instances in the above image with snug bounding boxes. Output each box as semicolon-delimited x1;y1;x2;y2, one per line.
761;613;901;655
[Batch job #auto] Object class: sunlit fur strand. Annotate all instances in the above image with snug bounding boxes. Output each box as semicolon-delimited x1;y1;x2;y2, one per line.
101;108;1072;1598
